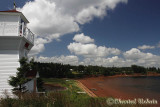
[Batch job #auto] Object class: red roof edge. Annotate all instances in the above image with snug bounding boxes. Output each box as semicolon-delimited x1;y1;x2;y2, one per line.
0;9;21;13
26;70;38;78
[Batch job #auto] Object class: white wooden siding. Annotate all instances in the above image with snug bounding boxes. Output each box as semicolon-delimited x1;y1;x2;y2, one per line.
0;50;19;97
0;38;22;50
0;15;19;36
24;79;34;92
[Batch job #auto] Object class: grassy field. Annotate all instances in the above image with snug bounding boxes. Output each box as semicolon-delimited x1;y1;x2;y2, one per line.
42;78;117;107
0;78;107;107
43;78;90;102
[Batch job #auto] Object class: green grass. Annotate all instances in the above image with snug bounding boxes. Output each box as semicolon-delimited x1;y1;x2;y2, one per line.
43;78;90;102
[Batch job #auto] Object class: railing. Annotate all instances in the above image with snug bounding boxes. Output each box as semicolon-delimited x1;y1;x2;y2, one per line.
0;22;34;44
25;28;34;44
20;23;34;44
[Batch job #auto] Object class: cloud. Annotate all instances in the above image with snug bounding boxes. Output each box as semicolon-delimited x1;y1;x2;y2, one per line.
124;48;153;60
33;48;160;67
18;0;128;55
73;33;94;44
20;0;79;36
75;0;128;24
35;55;79;65
35;55;124;67
29;34;61;56
138;45;155;50
29;44;45;56
80;56;125;67
123;48;160;67
157;42;160;48
80;48;160;67
68;34;121;58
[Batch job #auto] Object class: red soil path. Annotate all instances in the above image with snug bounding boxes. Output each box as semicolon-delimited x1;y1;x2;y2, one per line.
76;80;97;97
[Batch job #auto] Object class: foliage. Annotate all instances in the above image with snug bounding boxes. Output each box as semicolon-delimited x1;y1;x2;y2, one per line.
33;61;159;78
37;78;45;92
8;57;30;92
8;57;44;93
131;65;147;74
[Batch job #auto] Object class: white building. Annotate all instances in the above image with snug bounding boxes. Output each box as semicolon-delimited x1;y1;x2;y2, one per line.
0;9;34;97
24;70;39;92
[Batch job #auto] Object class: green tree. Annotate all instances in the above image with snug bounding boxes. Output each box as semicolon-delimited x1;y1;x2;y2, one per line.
8;57;30;93
131;65;147;74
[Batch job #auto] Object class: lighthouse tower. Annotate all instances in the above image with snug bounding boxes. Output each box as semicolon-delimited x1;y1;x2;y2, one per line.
0;6;34;97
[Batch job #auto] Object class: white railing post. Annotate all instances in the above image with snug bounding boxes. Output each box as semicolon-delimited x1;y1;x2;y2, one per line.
32;32;34;43
28;28;30;41
22;22;24;36
20;26;34;44
26;28;28;39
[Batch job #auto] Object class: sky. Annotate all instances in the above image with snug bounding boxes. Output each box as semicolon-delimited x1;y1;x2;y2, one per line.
0;0;160;67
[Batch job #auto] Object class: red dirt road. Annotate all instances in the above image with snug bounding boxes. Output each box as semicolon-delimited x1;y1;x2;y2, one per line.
76;80;97;97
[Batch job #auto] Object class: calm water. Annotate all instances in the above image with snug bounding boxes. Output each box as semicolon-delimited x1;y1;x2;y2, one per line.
103;76;160;100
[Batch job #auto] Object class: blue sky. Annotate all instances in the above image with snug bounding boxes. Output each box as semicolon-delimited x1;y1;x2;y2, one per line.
0;0;160;67
42;0;160;56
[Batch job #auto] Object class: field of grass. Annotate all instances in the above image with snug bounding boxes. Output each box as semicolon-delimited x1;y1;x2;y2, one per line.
43;78;90;103
0;78;106;107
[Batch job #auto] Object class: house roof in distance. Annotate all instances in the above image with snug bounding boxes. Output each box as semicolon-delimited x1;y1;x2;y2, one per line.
26;70;39;78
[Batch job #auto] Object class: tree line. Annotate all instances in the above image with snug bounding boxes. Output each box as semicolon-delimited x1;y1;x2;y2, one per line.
32;61;160;78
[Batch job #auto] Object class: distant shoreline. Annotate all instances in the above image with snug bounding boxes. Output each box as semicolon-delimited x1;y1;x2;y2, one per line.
106;73;160;78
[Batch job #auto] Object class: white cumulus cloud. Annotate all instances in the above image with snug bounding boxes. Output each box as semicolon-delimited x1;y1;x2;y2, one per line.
81;56;125;67
138;45;155;50
33;48;160;67
68;34;121;58
20;0;79;36
123;48;160;67
35;55;79;65
68;42;121;57
73;33;94;44
75;0;128;24
157;42;160;48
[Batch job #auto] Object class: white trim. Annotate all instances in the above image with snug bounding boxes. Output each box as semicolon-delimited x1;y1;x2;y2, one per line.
0;12;29;23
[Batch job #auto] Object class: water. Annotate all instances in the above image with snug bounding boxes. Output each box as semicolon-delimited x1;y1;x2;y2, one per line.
103;76;160;100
